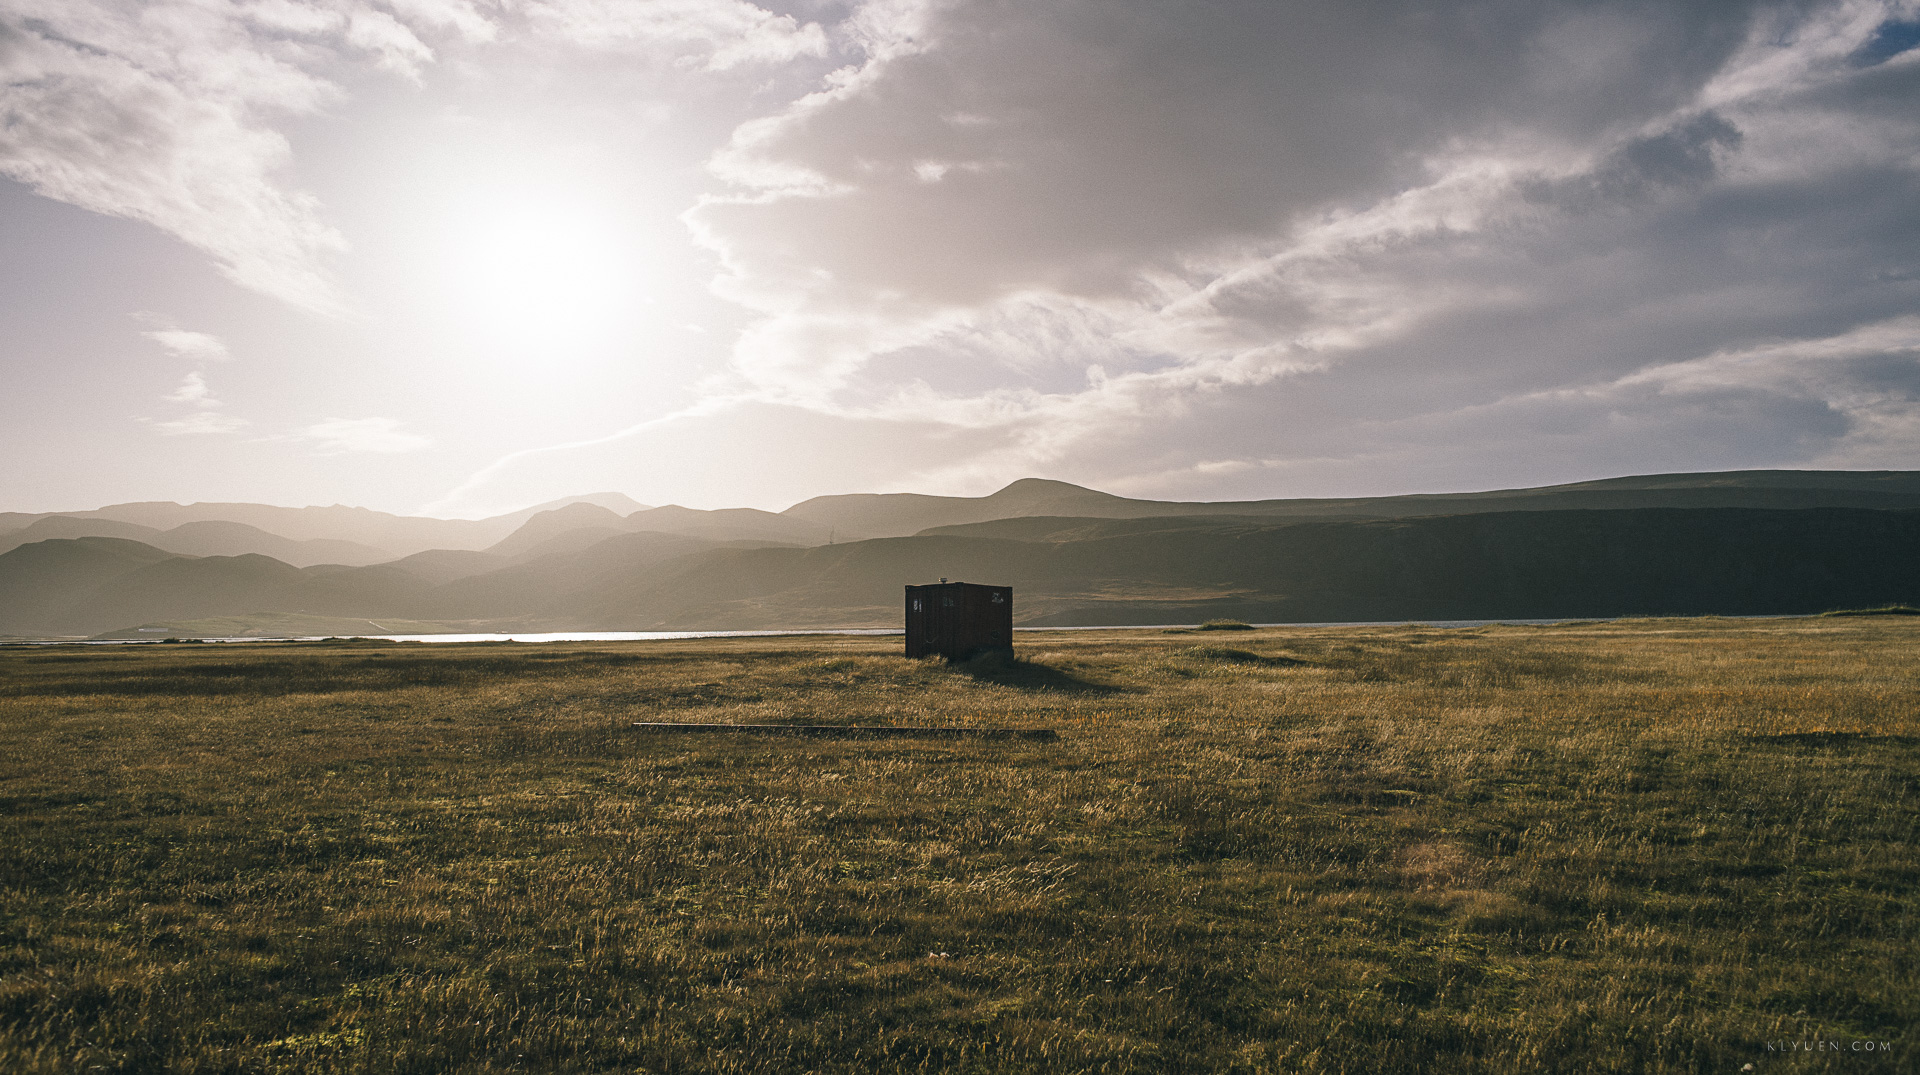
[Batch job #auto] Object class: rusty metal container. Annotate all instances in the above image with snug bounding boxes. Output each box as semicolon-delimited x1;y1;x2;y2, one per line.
904;580;1013;660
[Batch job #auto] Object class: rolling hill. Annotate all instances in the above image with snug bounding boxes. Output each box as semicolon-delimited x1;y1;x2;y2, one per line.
565;507;1920;629
0;492;652;561
0;516;394;567
5;498;1918;639
440;469;1920;560
782;470;1920;540
9;470;1920;575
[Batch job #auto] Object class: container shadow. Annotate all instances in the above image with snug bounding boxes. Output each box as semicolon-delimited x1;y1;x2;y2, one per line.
948;653;1132;696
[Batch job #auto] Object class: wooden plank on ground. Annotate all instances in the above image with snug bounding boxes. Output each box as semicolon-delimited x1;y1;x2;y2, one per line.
630;722;1058;742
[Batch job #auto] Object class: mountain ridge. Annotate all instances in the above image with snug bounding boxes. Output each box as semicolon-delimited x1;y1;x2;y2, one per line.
780;470;1920;541
0;516;394;567
6;501;1920;639
10;470;1920;564
8;469;1920;639
0;492;653;560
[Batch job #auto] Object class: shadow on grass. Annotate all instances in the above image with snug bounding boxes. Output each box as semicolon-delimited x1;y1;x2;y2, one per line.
1748;731;1920;748
948;653;1132;695
1176;645;1309;667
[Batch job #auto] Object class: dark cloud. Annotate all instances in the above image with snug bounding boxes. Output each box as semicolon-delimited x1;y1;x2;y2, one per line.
1576;111;1744;201
1850;17;1920;65
698;0;1768;308
633;0;1920;504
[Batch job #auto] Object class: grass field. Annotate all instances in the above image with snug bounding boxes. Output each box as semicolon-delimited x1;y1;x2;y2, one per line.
1;618;1916;1073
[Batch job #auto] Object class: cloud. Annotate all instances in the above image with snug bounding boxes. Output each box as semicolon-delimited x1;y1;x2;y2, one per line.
527;0;828;69
0;0;484;311
153;411;250;437
693;0;1762;320
298;417;434;455
141;322;243;435
421;398;1008;516
141;329;231;364
3;2;346;310
0;0;852;315
1852;16;1920;65
133;323;436;454
0;3;466;316
650;0;1920;501
162;371;216;406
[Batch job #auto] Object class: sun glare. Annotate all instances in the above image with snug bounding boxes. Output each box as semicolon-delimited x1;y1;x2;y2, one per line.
434;192;646;353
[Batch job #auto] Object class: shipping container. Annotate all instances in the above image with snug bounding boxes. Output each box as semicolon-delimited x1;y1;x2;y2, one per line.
904;580;1014;660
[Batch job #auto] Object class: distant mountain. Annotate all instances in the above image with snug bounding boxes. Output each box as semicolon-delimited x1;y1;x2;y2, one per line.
485;502;635;561
556;492;652;516
9;471;1918;570
0;515;392;567
0;528;786;636
7;503;1920;638
483;502;830;562
379;549;512;586
430;531;752;620
0;541;446;637
781;478;1148;540
1214;469;1920;519
0;492;653;560
916;514;1276;543
625;505;830;545
0;516;158;547
576;506;1920;629
86;552;310;630
0;537;176;634
782;471;1920;540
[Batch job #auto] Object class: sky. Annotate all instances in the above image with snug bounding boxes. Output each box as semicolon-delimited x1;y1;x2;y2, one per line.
2;0;1918;518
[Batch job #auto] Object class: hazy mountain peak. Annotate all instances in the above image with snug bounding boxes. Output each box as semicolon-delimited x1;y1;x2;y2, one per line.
626;504;828;543
990;478;1101;496
524;492;653;516
986;478;1136;506
536;502;629;524
486;502;633;561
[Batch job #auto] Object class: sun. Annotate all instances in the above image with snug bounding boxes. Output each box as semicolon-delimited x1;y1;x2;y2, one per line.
433;189;647;353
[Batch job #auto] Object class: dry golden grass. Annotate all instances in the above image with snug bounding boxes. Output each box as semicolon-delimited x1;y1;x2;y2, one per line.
0;617;1916;1072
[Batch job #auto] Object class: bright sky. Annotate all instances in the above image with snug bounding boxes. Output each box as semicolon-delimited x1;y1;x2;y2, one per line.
2;0;1918;517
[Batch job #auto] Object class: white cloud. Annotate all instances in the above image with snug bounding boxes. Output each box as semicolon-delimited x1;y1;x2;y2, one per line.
153;412;249;436
385;0;501;43
344;8;438;79
134;321;437;453
163;371;216;406
0;0;505;312
142;329;232;364
298;417;434;454
0;0;846;318
527;0;828;70
142;323;242;434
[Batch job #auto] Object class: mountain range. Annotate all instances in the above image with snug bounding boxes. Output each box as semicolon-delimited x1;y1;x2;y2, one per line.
0;492;653;561
3;470;1918;639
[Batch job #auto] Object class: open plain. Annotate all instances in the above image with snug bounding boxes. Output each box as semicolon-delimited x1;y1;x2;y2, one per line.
1;618;1915;1073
